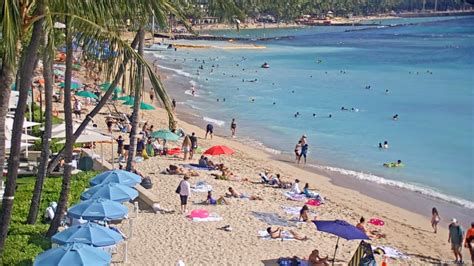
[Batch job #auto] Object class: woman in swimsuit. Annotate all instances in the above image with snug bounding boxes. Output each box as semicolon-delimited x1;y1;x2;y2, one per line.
205;191;229;205
300;205;310;222
431;207;440;233
230;118;237;137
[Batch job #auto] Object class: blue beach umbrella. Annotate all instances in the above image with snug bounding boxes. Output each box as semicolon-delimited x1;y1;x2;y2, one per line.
81;183;138;202
51;222;123;247
67;198;128;221
89;170;141;187
313;220;370;265
34;243;111;266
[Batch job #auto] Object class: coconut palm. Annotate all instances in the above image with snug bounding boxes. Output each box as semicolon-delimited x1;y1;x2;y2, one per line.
0;0;184;251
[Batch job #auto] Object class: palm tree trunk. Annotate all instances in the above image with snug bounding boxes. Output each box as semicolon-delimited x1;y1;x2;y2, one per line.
126;28;145;171
46;19;74;237
27;31;54;225
0;6;44;253
0;65;14;182
46;32;140;174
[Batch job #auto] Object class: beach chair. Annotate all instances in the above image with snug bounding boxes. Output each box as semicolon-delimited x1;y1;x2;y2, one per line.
349;241;376;266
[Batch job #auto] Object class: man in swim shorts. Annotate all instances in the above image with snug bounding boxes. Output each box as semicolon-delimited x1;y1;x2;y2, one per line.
448;218;464;264
205;124;213;139
298;143;308;164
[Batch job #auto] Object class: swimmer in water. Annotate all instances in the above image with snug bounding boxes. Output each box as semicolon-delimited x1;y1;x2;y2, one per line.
393;114;399;120
328;114;332;118
191;86;196;96
273;102;276;105
341;107;347;111
385;89;389;94
223;98;226;102
313;113;316;117
292;90;295;93
383;141;389;149
379;143;383;149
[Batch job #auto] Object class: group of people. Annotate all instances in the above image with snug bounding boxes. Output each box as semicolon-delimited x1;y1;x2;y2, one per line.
294;135;309;164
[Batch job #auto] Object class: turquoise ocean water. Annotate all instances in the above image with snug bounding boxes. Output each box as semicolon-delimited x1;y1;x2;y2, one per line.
150;16;474;209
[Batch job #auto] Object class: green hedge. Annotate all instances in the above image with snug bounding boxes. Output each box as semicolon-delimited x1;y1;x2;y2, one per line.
1;171;98;265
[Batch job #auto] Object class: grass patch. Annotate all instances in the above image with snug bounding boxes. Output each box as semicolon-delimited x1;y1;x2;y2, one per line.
0;171;98;265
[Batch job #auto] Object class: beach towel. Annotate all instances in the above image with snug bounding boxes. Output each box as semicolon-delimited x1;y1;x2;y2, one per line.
283;191;306;202
191;213;223;222
258;230;295;241
349;241;375;266
181;164;213;171
191;183;213;193
251;212;296;227
373;246;409;259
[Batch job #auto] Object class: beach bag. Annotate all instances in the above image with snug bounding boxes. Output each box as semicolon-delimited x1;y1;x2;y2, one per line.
141;177;153;189
175;181;182;194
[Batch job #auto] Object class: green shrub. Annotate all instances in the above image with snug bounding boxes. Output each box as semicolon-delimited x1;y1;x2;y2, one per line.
0;171;99;265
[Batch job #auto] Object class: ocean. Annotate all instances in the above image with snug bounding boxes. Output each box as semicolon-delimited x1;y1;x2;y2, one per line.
149;16;474;209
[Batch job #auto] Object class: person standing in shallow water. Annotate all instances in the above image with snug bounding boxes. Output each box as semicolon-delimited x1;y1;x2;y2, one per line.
230;118;237;137
298;142;308;164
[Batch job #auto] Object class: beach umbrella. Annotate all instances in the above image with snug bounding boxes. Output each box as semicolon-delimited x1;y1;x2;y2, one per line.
130;102;155;110
60;81;82;89
81;183;138;202
51;222;123;247
117;95;133;101
89;169;141;187
76;90;98;99
34;243;111;266
121;98;135;105
54;69;65;76
313;220;370;265
99;82;122;93
150;129;180;141
67;198;128;221
57;133;112;143
203;145;235;156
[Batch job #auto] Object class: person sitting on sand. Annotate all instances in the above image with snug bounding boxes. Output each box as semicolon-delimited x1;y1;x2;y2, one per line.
300;205;310;222
266;227;308;240
308;249;329;266
198;155;209;167
227;187;262;200
303;183;324;202
269;174;281;186
291;179;301;194
204;191;229;205
356;217;385;239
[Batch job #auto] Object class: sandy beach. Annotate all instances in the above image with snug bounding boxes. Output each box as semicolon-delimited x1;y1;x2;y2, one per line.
66;78;468;265
46;32;472;264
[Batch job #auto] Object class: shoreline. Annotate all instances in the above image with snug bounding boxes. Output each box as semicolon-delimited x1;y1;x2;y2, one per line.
151;54;474;227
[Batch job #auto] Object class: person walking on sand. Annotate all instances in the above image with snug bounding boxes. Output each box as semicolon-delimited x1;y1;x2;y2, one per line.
181;135;192;161
465;222;474;264
189;132;198;160
448;218;464;264
230;118;237;137
205;123;213;139
172;98;176;111
149;90;154;103
431;207;440;233
73;98;82;119
176;176;191;214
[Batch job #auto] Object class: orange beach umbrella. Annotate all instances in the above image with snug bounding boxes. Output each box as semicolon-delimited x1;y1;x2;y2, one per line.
203;145;234;156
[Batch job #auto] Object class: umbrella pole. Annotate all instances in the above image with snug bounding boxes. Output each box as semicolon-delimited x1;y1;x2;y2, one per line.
332;236;339;266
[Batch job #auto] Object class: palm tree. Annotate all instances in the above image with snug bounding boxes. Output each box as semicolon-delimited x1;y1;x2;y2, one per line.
0;1;45;253
126;28;145;171
27;27;55;225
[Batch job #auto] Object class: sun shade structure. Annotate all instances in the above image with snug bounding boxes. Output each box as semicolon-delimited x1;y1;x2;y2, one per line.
130;102;155;110
67;198;128;221
117;95;133;101
203;145;235;156
80;183;138;202
313;220;370;265
89;170;141;187
51;222;123;247
34;243;111;266
76;90;98;99
60;81;82;89
150;129;180;141
99;82;122;93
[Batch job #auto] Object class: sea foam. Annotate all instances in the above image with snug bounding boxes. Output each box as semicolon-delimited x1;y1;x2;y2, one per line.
311;164;474;209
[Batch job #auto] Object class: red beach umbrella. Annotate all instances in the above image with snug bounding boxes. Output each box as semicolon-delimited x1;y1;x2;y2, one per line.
203;145;235;156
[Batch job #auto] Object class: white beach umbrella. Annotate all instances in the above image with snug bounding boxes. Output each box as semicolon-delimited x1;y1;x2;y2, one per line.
51;128;107;139
5;118;41;129
57;132;112;144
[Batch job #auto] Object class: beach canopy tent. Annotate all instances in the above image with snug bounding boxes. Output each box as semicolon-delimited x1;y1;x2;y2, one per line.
150;129;180;141
51;127;109;139
34;243;111;266
89;170;141;187
51;222;123;247
80;183;138;202
117;95;133;101
99;82;122;93
47;122;95;133
59;81;82;89
76;90;99;99
313;220;370;265
203;145;235;156
5;118;41;129
130;102;155;110
57;133;112;144
67;198;128;221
